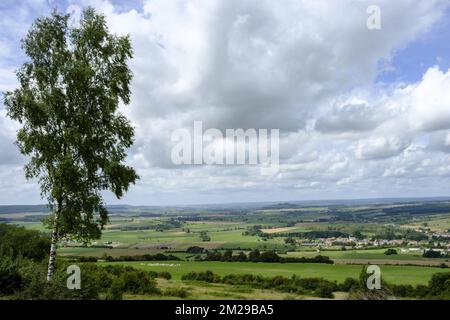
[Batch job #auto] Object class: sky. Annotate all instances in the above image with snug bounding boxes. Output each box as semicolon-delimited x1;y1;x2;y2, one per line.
1;0;450;205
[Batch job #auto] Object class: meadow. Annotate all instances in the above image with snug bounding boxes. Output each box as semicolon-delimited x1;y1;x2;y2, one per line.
99;260;441;286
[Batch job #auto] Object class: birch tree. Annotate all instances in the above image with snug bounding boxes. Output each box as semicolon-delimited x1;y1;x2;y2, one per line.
4;8;138;281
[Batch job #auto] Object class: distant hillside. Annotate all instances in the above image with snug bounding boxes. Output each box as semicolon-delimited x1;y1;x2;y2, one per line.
0;205;50;214
1;197;450;215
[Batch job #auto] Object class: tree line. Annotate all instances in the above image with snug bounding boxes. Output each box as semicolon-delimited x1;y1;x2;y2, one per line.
192;248;333;264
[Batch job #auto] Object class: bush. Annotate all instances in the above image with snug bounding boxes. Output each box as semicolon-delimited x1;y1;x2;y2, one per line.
0;257;23;295
384;249;398;255
14;261;164;300
157;271;172;280
423;250;444;258
315;283;335;298
201;249;333;264
181;270;221;283
427;272;450;298
0;223;50;261
114;270;160;295
338;278;359;292
414;285;429;298
105;280;123;300
186;246;204;254
163;288;189;298
77;256;98;262
18;262;103;300
390;284;415;297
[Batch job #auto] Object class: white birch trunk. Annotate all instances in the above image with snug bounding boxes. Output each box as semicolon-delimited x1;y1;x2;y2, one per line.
46;209;59;281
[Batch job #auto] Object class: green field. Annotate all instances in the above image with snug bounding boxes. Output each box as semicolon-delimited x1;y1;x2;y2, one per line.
99;261;444;286
283;248;447;261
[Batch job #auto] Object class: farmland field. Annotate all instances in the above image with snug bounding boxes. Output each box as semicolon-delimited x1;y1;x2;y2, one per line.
2;199;450;300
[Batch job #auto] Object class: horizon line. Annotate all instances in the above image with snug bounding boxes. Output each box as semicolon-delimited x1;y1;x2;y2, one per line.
1;195;450;208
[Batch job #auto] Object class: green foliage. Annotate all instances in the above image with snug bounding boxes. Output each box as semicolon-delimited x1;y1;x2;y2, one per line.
185;271;338;298
423;249;445;258
259;251;280;262
182;270;221;283
384;248;398;256
163;288;189;298
284;237;296;244
352;231;364;240
338;277;359;292
201;249;333;264
186;246;205;254
112;269;160;296
390;284;415;297
199;231;210;242
249;249;260;262
3;7;138;243
0;237;168;300
0;256;24;295
243;225;263;236
157;271;172;280
0;223;50;261
427;272;450;298
18;262;104;300
388;272;450;299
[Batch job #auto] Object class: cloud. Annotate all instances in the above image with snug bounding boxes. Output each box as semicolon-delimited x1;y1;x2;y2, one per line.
315;103;386;133
354;136;410;160
1;0;450;204
90;0;446;130
0;110;23;165
408;66;450;131
428;131;450;153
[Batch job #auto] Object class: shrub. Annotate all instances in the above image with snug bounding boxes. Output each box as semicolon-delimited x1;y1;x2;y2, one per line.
18;262;103;300
338;278;359;292
115;270;160;295
186;246;204;254
384;249;398;255
0;223;50;261
105;280;123;300
77;256;98;262
181;270;220;283
0;256;23;295
427;272;450;298
315;283;335;298
423;250;444;258
390;284;415;297
164;288;189;298
157;271;172;280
